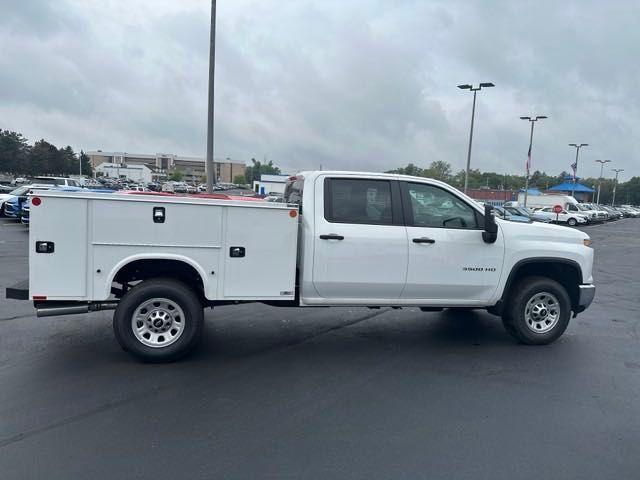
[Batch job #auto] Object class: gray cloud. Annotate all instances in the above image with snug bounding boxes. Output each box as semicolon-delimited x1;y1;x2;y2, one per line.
0;0;638;181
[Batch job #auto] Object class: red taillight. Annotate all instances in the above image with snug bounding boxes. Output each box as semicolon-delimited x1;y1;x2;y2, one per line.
31;197;41;206
32;295;47;300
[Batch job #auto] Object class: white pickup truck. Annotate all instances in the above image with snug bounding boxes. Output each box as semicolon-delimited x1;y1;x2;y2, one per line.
6;171;596;362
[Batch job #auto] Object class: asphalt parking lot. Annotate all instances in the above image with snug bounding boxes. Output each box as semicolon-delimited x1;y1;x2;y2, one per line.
1;218;639;479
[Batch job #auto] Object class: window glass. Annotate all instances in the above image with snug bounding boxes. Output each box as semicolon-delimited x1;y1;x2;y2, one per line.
406;182;478;229
284;176;304;209
326;178;393;225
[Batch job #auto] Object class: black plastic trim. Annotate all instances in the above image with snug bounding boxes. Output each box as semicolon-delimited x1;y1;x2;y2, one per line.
6;279;29;300
500;257;584;305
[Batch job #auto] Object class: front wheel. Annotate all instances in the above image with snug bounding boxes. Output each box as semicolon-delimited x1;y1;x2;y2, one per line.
502;276;571;345
113;279;204;362
567;218;577;226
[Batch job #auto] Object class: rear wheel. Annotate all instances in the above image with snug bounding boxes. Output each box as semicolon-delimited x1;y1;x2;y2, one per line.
502;276;571;345
113;278;204;362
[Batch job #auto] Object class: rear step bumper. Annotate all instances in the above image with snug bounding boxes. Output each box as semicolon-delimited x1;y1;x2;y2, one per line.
6;279;29;300
34;301;118;318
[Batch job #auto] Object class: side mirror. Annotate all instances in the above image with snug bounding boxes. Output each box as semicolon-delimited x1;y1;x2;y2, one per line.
482;204;498;244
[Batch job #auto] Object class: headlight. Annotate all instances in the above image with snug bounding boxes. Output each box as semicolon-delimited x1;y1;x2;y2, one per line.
583;239;591;247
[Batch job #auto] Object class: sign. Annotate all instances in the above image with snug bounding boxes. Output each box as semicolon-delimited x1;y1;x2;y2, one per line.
552;205;563;214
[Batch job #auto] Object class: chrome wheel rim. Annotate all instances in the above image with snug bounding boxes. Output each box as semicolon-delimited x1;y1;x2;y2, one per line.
131;298;185;348
524;292;560;334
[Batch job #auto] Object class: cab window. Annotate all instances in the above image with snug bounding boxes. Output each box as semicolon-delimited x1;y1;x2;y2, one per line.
404;182;479;229
325;178;394;225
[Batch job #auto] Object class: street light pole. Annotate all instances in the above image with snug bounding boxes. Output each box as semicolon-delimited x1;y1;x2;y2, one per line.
568;143;588;198
595;159;611;204
205;0;217;194
458;82;494;194
520;115;547;207
611;168;624;206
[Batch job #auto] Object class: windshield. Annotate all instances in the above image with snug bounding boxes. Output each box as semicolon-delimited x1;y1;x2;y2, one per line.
577;204;589;211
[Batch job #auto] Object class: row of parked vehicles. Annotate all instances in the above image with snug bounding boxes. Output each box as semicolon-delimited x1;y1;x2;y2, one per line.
485;194;640;226
0;177;255;225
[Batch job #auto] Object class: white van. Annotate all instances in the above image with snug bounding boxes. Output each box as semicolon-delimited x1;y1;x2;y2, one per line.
519;194;597;223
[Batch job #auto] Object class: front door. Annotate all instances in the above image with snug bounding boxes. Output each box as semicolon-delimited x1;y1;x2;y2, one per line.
312;176;408;300
400;181;504;302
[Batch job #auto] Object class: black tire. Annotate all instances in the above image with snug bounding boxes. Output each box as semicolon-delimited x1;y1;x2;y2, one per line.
502;276;571;345
567;217;577;227
113;278;204;362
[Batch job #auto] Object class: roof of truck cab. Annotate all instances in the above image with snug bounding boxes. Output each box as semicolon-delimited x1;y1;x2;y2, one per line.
29;189;293;210
297;170;454;186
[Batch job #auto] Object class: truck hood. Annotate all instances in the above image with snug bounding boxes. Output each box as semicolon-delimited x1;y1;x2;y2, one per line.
497;217;590;244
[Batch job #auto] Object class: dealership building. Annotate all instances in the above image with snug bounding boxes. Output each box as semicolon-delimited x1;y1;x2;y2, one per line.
86;151;246;184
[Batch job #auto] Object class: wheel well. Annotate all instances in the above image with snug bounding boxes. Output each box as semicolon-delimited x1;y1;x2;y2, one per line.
503;260;581;308
112;259;205;299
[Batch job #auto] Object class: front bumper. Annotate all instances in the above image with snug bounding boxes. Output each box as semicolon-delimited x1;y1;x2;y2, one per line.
574;284;596;313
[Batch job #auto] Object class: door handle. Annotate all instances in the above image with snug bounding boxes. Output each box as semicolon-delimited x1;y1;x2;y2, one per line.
412;237;435;244
319;234;344;240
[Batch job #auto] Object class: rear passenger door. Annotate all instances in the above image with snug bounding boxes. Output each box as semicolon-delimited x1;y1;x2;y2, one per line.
312;176;408;300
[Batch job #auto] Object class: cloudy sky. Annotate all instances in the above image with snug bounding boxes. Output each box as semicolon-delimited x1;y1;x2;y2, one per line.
1;0;638;180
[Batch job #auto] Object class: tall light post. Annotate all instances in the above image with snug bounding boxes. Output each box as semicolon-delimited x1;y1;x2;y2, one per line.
611;168;624;206
205;0;217;193
595;159;611;204
458;82;495;193
568;143;588;198
520;115;547;207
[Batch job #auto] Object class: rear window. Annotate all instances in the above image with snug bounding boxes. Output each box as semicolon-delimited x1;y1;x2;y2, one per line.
284;176;304;210
325;178;393;225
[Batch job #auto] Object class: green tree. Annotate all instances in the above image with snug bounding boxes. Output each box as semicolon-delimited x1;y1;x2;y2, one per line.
424;160;452;181
386;163;424;176
169;170;184;181
29;140;59;176
0;129;31;174
244;158;282;183
233;174;246;185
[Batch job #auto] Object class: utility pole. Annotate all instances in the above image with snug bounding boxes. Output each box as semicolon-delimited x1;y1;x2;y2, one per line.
611;168;624;206
568;143;588;198
205;0;217;193
595;159;611;204
457;82;495;193
520;115;547;207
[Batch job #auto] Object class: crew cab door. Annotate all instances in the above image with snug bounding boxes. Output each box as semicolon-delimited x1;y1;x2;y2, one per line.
312;176;408;300
400;181;504;302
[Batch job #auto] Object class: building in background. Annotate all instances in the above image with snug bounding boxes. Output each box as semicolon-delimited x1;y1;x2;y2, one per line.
94;163;154;183
465;188;519;206
252;174;290;195
86;151;246;184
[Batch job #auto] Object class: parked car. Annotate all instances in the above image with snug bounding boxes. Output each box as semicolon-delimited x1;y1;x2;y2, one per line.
492;206;531;223
580;203;608;222
503;205;551;223
1;185;31;215
3;184;54;219
21;186;114;225
32;176;82;187
534;207;588;226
